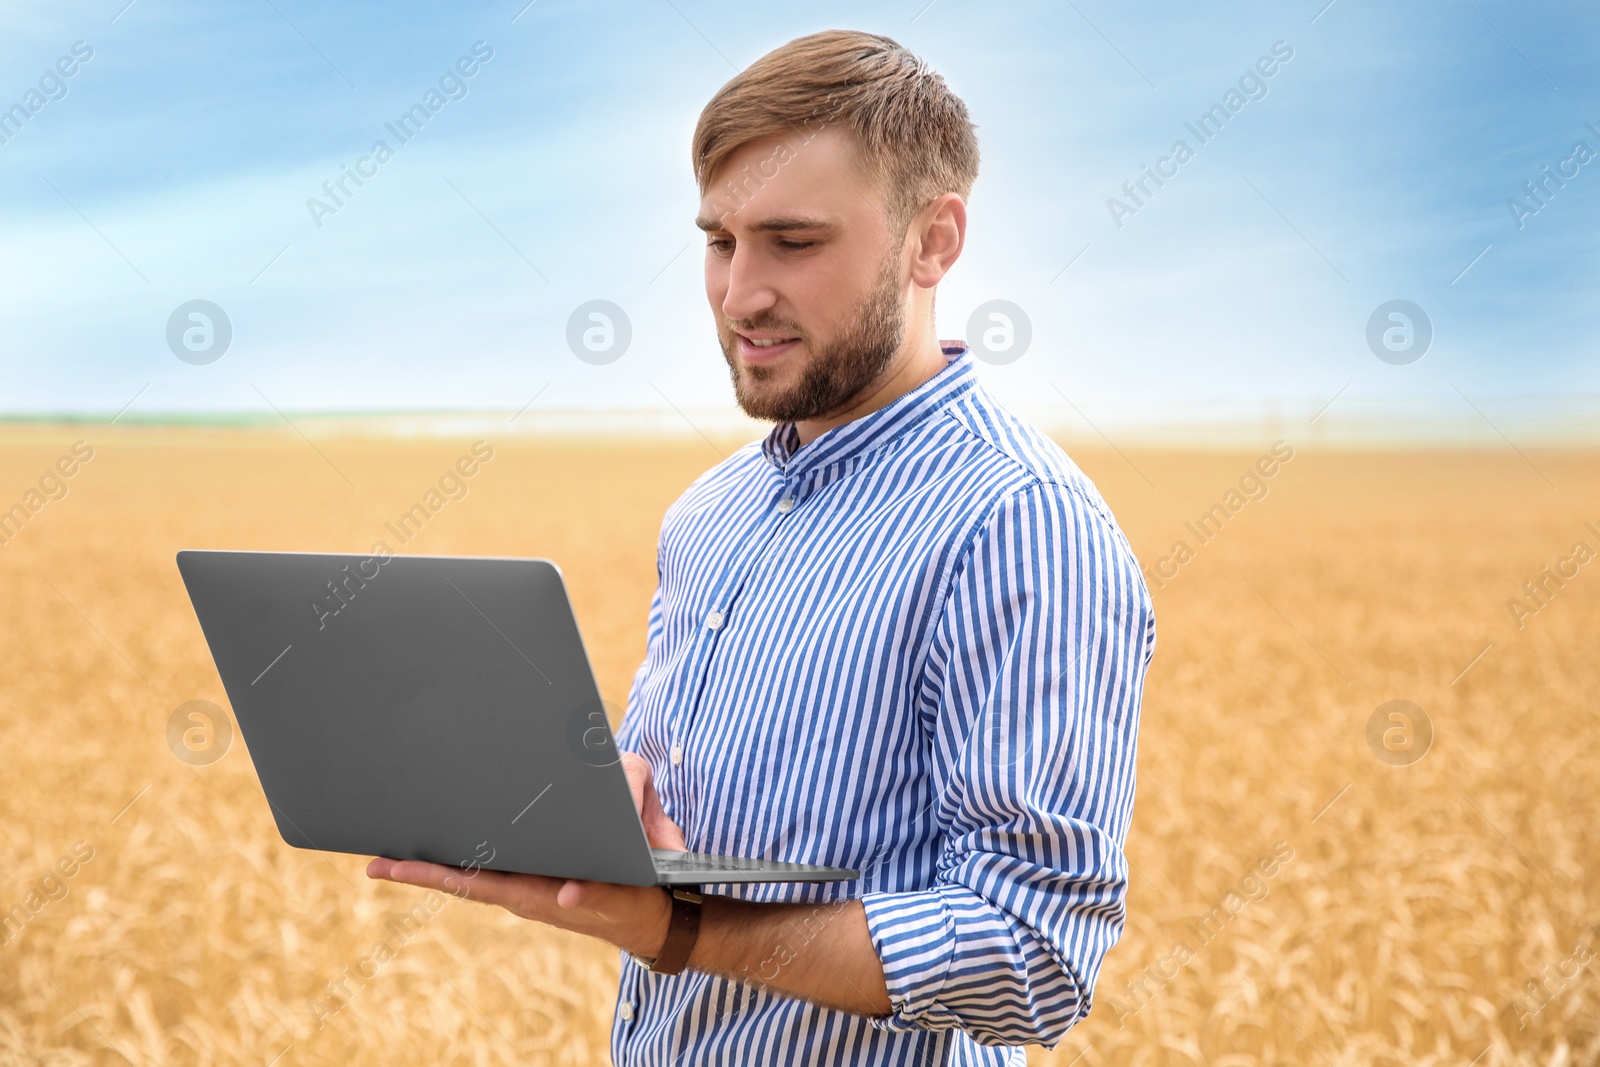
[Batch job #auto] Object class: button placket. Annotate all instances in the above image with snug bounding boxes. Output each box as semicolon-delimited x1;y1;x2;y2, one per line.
664;472;794;809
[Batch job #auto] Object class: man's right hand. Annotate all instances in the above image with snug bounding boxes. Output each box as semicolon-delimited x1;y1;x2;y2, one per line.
620;751;689;852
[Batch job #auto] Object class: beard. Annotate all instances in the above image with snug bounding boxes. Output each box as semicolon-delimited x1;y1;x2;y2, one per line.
717;249;905;424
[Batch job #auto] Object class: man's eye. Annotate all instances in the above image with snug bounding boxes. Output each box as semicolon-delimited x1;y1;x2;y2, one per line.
777;240;814;251
707;237;733;253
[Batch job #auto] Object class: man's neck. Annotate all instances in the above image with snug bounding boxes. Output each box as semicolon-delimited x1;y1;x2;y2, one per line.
791;335;950;447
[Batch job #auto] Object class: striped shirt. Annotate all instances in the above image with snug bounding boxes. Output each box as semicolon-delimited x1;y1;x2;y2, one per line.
612;341;1156;1065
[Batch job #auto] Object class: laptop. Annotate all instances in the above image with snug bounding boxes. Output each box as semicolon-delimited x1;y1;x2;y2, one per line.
176;550;857;886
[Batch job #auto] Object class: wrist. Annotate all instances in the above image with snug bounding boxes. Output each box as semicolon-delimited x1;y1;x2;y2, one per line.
629;886;703;975
632;885;674;959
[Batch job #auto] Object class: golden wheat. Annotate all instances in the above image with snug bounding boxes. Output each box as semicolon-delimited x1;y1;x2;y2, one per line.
1;427;1594;1066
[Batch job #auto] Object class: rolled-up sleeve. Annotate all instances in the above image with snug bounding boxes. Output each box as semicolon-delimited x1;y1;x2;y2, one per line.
859;478;1155;1047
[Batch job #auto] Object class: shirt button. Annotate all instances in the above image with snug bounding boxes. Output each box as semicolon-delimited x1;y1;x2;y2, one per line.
705;610;725;630
776;495;796;513
670;743;684;766
620;1002;635;1021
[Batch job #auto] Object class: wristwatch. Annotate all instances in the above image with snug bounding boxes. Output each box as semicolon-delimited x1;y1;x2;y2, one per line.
632;886;703;975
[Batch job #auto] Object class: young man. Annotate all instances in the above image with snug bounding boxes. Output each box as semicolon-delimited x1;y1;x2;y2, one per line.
369;29;1156;1064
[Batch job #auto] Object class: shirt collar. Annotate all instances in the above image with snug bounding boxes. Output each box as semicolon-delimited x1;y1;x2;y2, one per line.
760;340;975;477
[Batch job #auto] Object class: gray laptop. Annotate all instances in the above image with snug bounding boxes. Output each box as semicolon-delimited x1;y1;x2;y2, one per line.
176;550;857;887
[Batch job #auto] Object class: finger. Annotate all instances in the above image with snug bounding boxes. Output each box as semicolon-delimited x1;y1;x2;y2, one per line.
620;751;650;816
620;752;687;850
369;858;473;895
641;792;689;852
372;859;562;916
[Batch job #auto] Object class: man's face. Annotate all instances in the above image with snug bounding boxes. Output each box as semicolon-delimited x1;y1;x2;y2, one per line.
697;127;908;423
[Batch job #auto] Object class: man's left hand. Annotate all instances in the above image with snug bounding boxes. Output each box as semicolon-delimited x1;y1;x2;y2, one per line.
365;857;672;959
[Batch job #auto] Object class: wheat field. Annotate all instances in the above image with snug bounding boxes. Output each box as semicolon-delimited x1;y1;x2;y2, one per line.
1;425;1595;1066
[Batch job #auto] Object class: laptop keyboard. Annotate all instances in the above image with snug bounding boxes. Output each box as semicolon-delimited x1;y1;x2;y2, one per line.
651;849;779;872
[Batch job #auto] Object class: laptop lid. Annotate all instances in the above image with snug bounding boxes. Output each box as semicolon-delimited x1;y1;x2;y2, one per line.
176;550;661;886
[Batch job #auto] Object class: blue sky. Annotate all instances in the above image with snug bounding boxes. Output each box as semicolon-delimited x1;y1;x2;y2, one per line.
2;0;1596;437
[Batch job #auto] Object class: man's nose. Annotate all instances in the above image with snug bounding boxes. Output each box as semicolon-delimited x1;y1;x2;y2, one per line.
721;248;777;323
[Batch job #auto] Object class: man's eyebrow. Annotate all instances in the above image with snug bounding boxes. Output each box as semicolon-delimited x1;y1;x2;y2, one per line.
694;214;840;234
748;215;838;233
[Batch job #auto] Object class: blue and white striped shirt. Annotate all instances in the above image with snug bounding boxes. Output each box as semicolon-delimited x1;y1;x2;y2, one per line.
613;341;1156;1065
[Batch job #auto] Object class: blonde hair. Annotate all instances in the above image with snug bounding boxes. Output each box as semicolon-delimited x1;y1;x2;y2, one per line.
692;30;979;235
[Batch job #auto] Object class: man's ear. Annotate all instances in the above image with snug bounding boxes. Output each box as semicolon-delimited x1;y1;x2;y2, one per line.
907;192;967;290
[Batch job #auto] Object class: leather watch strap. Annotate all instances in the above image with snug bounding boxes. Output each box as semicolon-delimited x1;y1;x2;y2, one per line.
646;886;703;976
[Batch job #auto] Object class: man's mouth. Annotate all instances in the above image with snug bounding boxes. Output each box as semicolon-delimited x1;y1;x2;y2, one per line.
734;333;802;361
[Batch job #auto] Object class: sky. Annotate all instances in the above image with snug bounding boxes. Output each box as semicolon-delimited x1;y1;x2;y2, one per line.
1;0;1597;440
